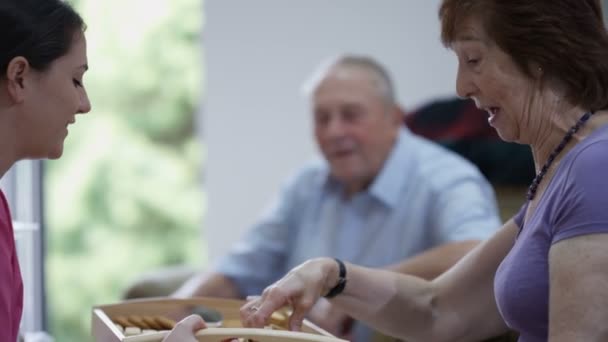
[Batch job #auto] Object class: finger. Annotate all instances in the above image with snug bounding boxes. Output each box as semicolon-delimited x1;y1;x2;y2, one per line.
288;310;305;331
240;298;263;327
242;286;288;328
255;285;294;326
245;295;260;302
177;314;207;332
288;295;316;331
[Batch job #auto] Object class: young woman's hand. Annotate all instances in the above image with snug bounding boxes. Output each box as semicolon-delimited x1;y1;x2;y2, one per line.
162;315;206;342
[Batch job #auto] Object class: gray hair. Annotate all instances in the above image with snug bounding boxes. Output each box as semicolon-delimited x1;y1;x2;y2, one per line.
301;54;396;104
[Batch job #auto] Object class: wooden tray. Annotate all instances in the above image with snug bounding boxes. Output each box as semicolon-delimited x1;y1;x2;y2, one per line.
92;297;349;342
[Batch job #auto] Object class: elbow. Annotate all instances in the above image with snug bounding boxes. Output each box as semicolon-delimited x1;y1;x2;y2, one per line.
426;290;452;342
413;285;455;342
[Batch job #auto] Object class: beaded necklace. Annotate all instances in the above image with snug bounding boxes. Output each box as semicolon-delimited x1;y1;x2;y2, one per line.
526;111;594;200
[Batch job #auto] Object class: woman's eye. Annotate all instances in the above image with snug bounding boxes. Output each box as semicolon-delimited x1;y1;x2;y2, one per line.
73;79;83;87
466;57;481;66
467;58;479;65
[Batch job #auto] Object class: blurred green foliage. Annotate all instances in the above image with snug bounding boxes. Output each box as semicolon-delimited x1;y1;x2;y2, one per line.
44;0;205;340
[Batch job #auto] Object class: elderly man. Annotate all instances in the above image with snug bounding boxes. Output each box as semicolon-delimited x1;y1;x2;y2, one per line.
132;55;501;341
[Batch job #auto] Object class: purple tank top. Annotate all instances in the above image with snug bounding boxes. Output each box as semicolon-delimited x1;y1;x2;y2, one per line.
494;124;608;342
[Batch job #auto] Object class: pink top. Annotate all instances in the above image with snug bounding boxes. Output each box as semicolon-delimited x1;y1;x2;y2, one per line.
0;190;23;342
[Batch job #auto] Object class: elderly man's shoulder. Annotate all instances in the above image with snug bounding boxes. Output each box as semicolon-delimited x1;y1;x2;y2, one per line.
289;158;328;180
279;158;330;193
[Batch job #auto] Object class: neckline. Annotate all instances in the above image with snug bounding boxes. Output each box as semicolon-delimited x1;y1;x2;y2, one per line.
521;122;608;228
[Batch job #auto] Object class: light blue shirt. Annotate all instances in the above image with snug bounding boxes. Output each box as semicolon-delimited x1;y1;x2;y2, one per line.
215;129;501;340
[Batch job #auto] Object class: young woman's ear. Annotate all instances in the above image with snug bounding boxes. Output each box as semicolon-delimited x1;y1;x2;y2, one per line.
5;56;30;103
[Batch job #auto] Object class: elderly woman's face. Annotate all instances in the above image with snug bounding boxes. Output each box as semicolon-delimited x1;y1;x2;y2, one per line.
451;18;538;143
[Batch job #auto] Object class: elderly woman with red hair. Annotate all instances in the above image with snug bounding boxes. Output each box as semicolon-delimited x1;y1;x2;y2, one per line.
240;1;608;341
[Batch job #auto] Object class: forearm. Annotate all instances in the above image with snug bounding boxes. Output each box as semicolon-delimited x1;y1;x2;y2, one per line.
327;261;444;341
329;241;480;340
244;226;516;341
172;272;241;299
386;240;481;280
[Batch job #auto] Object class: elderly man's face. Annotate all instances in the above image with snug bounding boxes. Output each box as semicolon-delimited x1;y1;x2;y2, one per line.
312;67;401;195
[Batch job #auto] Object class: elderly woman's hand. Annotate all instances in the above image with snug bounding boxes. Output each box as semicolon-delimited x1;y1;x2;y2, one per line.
307;298;354;339
162;315;206;342
240;258;341;331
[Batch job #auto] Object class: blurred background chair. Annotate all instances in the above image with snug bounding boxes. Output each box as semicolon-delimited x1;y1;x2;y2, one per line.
404;97;534;220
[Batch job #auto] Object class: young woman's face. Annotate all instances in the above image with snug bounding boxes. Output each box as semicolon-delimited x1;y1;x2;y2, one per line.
19;33;91;159
451;18;540;143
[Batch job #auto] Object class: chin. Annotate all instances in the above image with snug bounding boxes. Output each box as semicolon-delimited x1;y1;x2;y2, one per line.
496;131;514;142
331;170;353;183
493;125;518;143
47;146;65;159
332;169;363;186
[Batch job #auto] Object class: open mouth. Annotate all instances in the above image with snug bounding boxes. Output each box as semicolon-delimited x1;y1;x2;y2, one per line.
487;107;500;124
330;149;355;161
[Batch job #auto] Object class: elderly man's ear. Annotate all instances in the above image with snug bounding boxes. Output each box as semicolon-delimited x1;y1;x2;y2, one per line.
391;105;407;125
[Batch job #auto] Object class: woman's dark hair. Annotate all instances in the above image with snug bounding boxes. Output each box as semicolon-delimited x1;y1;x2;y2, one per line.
0;0;85;77
439;0;608;111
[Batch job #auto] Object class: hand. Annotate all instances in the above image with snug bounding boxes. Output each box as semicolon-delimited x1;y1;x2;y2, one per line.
240;258;339;331
162;315;206;342
307;298;354;339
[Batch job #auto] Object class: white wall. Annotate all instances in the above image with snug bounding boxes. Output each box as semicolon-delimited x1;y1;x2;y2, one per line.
203;0;459;260
604;0;608;24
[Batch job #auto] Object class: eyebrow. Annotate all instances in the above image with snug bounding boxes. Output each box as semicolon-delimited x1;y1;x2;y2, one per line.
77;64;89;71
450;34;488;50
455;34;481;42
